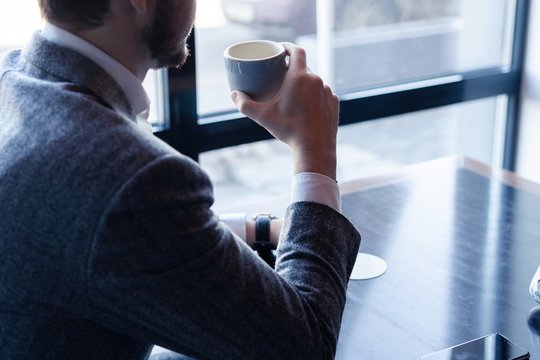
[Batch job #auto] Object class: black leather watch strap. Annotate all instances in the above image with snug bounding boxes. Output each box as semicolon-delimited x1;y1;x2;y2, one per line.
254;214;271;246
253;214;276;267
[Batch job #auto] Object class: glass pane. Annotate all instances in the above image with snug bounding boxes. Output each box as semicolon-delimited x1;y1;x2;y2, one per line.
0;3;166;128
0;4;41;52
200;97;505;213
196;0;514;115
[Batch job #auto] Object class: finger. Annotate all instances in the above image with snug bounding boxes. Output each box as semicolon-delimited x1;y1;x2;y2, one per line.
282;42;307;71
281;42;295;55
324;84;336;97
231;91;264;120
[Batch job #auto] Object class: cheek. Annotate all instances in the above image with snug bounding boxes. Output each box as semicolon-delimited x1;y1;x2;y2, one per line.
174;2;196;38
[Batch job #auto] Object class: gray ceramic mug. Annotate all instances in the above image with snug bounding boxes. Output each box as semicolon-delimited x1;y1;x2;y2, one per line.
224;40;287;102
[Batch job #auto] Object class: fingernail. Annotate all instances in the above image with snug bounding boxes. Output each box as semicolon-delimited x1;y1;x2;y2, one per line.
231;91;238;103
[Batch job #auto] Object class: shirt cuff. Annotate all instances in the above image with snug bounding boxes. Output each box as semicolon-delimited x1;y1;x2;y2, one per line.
291;172;341;212
218;213;247;241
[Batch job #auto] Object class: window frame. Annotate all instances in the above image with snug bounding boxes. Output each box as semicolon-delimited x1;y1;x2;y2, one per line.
156;0;530;171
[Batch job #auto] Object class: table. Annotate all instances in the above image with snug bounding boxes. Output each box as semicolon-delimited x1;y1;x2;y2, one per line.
337;156;540;359
236;156;540;359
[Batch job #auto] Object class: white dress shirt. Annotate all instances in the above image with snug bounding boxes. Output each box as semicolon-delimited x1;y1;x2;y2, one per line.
40;22;341;241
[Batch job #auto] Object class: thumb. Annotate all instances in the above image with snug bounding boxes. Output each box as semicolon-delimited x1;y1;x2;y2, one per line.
231;91;264;119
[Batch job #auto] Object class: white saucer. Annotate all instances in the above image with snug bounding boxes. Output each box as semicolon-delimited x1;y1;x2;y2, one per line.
350;253;387;280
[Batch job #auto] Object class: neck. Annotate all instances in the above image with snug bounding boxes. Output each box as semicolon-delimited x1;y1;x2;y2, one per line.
75;26;152;81
49;0;155;82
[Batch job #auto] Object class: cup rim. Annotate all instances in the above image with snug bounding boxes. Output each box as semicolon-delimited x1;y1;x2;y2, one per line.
224;40;286;62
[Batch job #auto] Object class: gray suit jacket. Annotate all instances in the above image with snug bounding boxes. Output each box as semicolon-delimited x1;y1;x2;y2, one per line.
0;33;361;360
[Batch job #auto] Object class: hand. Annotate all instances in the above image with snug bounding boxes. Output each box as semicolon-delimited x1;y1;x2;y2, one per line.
231;43;339;180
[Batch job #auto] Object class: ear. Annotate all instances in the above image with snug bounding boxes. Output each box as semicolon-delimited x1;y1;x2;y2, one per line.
129;0;151;14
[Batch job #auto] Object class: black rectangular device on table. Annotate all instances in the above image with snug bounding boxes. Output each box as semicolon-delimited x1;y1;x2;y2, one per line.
419;333;529;360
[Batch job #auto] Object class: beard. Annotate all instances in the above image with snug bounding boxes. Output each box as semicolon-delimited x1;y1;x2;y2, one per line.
142;0;192;69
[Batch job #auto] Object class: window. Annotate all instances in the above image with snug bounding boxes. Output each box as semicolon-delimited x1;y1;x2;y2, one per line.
203;96;506;212
196;0;514;115
0;4;41;53
1;1;530;209
182;0;528;208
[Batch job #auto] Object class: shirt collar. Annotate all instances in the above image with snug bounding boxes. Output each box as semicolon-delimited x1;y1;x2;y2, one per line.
41;22;151;120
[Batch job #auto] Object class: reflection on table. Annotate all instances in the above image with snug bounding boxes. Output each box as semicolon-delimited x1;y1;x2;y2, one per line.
336;156;540;359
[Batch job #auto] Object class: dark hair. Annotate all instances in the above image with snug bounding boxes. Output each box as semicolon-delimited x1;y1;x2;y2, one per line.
38;0;110;29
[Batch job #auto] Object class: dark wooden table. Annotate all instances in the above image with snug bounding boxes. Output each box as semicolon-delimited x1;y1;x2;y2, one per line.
335;156;540;359
230;156;540;359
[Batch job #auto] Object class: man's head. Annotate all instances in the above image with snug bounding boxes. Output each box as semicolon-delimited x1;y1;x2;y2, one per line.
142;0;195;69
38;0;110;30
38;0;196;70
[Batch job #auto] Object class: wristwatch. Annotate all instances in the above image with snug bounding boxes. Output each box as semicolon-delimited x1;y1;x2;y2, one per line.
253;214;277;267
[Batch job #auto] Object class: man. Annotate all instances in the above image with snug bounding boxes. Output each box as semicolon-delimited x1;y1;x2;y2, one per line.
0;0;361;359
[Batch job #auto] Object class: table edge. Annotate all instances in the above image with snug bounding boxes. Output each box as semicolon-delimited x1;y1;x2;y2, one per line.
340;155;540;196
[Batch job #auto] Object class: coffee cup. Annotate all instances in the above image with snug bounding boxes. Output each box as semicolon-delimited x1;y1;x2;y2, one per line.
224;40;287;102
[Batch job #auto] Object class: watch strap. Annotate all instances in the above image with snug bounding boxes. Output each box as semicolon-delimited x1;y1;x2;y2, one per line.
254;214;271;248
253;214;276;267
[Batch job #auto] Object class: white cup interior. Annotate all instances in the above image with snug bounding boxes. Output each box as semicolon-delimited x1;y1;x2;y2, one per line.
226;41;284;61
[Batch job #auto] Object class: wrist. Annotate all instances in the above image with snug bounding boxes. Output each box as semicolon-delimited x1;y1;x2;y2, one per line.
246;219;256;246
293;149;337;180
246;217;282;247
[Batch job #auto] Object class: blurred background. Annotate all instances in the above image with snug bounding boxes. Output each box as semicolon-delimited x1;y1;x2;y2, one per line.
1;0;538;212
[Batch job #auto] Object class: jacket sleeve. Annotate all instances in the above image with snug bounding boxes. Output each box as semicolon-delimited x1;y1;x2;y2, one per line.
86;154;361;360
